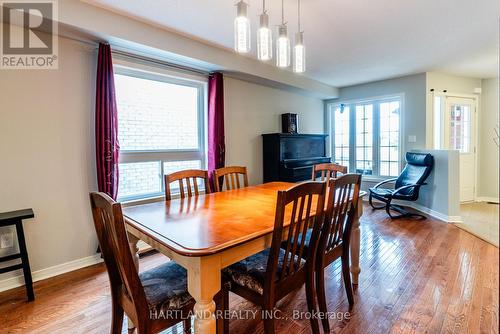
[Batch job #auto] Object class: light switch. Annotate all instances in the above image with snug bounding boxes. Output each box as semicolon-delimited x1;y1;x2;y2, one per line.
408;135;417;143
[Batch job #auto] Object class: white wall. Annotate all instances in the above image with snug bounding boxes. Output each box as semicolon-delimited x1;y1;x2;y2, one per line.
478;77;499;200
0;36;98;284
224;77;325;185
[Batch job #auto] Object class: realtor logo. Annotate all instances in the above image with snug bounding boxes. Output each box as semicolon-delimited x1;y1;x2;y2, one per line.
1;1;58;69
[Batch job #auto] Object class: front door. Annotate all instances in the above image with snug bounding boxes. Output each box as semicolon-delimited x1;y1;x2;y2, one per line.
444;97;476;202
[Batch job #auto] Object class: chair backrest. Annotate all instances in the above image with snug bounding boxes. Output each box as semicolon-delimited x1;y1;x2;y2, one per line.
89;192;148;314
319;174;362;256
213;166;249;192
395;153;434;198
165;169;211;201
265;181;326;288
312;163;348;181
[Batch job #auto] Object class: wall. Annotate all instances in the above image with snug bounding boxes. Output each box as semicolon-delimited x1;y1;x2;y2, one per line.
425;71;482;147
325;73;468;221
0;34;99;287
426;72;499;202
0;34;326;290
412;150;461;221
478;77;499;200
55;0;338;99
327;73;427;152
224;76;325;185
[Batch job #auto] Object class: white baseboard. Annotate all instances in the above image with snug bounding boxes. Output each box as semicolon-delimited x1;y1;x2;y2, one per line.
0;254;103;293
405;202;462;223
363;197;462;223
476;197;500;204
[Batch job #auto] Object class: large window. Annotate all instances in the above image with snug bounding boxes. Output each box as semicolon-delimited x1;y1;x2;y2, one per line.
115;66;206;201
329;96;402;177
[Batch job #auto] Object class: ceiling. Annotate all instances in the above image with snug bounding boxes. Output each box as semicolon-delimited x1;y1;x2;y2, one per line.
85;0;500;87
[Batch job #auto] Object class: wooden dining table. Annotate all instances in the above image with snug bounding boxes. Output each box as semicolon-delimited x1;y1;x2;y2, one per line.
123;182;365;334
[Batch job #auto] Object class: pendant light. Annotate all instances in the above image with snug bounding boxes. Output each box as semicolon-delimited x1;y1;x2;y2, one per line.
276;0;290;67
293;0;305;73
234;0;251;53
257;0;273;61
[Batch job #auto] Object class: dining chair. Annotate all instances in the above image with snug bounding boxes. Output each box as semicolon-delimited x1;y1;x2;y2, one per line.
213;166;249;192
316;174;361;333
165;169;211;201
219;181;327;334
89;192;195;334
311;163;348;181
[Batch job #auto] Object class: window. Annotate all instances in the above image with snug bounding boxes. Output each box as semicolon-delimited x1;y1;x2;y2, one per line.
329;96;402;177
115;66;206;201
448;104;471;153
333;105;350;167
355;104;373;175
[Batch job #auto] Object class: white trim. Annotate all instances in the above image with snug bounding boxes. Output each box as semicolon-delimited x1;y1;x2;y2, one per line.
363;197;462;223
476;196;500;204
327;93;405;177
432;93;480;202
112;62;208;202
0;254;103;293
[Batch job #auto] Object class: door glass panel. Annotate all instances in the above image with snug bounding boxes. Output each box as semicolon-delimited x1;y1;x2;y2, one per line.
333;105;350;168
355;104;373;175
449;104;471;153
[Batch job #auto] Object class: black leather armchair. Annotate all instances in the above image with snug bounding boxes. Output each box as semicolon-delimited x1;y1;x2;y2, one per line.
369;152;434;219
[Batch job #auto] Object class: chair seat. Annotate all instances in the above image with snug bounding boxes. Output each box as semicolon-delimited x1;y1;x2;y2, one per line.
139;261;194;311
369;187;414;200
223;248;305;295
369;187;394;197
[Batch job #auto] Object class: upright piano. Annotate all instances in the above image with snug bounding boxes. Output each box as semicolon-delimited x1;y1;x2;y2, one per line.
262;133;330;182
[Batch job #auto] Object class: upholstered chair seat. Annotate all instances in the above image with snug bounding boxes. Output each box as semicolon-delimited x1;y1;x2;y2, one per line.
223;248;305;295
139;261;194;311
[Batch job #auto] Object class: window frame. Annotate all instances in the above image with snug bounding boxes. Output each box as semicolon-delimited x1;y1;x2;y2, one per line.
327;94;405;180
114;62;208;202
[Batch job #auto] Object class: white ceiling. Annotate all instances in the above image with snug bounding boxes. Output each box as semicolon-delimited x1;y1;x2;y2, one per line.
85;0;500;87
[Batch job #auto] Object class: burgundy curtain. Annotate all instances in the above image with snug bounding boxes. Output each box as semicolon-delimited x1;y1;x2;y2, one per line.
207;72;225;189
95;43;120;200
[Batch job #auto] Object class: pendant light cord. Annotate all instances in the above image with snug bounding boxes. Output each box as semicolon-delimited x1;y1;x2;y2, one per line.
282;0;285;24
263;0;266;13
298;0;301;32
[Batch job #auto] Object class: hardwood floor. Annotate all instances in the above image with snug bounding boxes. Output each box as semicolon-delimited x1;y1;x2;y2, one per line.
0;204;498;334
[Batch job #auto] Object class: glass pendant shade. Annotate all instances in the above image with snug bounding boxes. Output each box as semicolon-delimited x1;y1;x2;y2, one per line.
257;13;273;61
234;1;250;53
276;24;290;67
293;32;306;73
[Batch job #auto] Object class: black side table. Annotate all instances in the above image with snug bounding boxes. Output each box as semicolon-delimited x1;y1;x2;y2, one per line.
0;208;35;301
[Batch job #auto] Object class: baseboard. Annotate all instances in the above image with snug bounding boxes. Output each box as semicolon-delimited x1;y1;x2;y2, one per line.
363;197;462;223
0;254;103;293
476;196;500;204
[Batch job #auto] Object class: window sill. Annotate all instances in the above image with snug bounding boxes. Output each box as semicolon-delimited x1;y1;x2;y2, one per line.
360;176;396;184
120;191;208;207
121;195;164;207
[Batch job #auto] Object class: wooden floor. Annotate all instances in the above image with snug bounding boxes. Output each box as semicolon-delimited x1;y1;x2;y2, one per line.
0;204;498;334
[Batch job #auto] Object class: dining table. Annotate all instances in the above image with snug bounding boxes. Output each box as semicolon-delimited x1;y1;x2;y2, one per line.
123;182;365;334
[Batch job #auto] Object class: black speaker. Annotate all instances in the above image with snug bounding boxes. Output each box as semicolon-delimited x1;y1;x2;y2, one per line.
282;113;298;134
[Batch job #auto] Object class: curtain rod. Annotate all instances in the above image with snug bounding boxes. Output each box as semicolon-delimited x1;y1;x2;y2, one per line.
110;49;210;76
